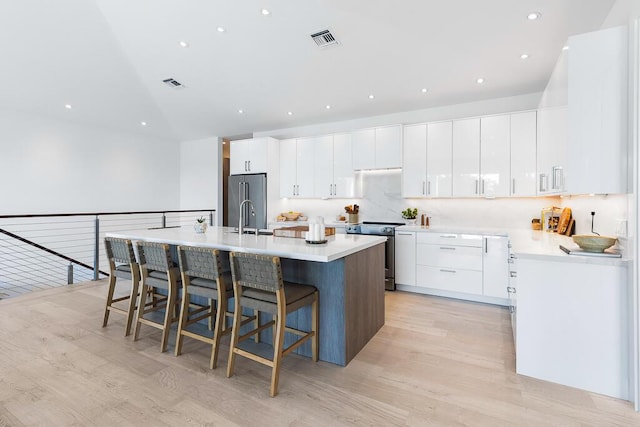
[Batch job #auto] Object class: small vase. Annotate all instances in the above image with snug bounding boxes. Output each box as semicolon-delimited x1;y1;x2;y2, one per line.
194;223;207;234
404;218;417;225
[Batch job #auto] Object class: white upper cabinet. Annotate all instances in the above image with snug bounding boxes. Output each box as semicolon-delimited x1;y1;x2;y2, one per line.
352;129;375;170
402;124;427;197
332;133;359;198
278;138;314;198
537;106;567;194
313;135;335;198
567;25;628;194
352;125;401;170
375;125;402;169
510;111;537;197
426;121;453;197
480;115;510;197
279;138;297;197
230;137;269;175
452;118;480;197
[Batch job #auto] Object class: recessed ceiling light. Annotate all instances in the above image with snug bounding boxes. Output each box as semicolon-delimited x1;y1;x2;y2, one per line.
261;8;270;15
421;88;428;93
476;78;485;84
238;109;244;114
287;111;293;116
325;105;331;110
520;53;529;59
562;45;570;51
64;104;72;109
368;94;375;99
217;27;225;33
527;12;541;20
140;121;147;126
179;41;189;48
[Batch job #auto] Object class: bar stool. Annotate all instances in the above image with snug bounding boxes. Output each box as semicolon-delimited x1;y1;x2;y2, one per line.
174;245;234;369
227;252;319;397
102;237;140;336
133;241;180;352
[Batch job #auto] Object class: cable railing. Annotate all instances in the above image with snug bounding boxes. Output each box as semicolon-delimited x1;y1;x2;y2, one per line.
0;209;216;299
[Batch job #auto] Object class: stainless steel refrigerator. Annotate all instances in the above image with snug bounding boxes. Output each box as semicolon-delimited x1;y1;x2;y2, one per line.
228;173;267;230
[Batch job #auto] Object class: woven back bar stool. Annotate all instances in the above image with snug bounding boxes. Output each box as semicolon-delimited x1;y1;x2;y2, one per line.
133;241;180;352
175;246;234;369
103;237;140;336
227;252;319;397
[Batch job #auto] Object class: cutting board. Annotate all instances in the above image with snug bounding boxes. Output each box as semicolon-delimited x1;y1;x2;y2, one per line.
557;207;572;234
273;226;335;239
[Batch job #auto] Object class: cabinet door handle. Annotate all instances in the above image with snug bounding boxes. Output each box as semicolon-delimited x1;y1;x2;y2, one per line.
297;184;300;196
334;183;337;195
397;232;413;236
484;237;488;253
552;166;563;190
509;271;517;278
330;184;333;195
512;178;516;195
481;179;485;195
475;179;479;195
440;235;457;239
509;306;516;314
539;174;548;192
440;269;457;273
422;181;426;195
248;160;251;171
507;286;517;293
439;246;456;250
427;181;431;195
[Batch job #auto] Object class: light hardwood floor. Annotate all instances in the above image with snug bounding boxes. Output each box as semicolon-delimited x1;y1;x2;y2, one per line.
0;279;639;426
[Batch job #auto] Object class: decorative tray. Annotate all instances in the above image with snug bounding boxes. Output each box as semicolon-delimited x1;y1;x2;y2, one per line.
305;239;328;245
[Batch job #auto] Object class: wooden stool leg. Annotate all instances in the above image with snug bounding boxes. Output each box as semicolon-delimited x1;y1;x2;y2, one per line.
226;288;243;378
133;280;149;342
175;289;190;357
210;297;226;369
102;275;117;328
160;282;176;353
124;275;139;337
312;291;319;362
270;301;286;397
254;309;260;343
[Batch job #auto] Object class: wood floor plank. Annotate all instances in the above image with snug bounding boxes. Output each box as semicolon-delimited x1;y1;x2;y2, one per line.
0;279;639;426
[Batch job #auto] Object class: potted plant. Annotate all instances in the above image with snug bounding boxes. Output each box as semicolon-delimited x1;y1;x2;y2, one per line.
194;216;208;233
401;208;418;225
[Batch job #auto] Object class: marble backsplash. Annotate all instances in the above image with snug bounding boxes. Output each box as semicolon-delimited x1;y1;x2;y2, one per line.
271;170;629;237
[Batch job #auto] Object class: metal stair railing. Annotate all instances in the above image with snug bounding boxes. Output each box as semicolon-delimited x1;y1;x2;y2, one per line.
0;209;216;299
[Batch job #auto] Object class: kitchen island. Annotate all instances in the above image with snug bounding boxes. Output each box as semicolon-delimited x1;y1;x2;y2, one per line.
106;226;387;366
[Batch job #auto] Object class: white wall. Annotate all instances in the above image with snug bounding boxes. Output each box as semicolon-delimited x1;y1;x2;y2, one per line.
0;109;181;215
179;136;220;221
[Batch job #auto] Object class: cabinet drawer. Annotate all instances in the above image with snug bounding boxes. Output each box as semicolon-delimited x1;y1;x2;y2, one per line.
416;265;483;295
416;244;482;270
417;232;483;247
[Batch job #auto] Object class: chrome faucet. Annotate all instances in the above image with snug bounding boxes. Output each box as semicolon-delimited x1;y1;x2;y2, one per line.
238;199;256;235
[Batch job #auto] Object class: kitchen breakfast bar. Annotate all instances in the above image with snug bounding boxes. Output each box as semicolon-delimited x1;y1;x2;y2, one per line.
106;227;387;366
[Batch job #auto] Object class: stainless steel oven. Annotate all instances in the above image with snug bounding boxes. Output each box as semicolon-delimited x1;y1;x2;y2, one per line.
345;221;404;291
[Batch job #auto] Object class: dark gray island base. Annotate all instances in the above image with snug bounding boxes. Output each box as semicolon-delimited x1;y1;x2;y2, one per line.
279;243;385;366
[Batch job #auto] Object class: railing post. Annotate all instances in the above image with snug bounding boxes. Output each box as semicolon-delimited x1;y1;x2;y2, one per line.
93;215;99;281
162;212;167;228
67;263;74;284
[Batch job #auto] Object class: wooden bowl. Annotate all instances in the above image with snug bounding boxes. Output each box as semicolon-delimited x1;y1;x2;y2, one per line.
572;235;617;253
281;212;301;221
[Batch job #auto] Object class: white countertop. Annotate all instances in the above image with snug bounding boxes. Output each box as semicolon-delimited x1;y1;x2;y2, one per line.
396;225;629;266
106;226;386;263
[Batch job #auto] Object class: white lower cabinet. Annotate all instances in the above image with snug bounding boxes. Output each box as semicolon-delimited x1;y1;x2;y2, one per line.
394;231;416;286
516;257;629;400
397;230;508;306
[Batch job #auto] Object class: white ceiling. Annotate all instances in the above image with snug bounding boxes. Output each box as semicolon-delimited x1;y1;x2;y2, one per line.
0;0;616;141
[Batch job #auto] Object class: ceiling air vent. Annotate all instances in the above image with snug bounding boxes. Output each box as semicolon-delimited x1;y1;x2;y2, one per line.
310;29;339;48
162;78;184;88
